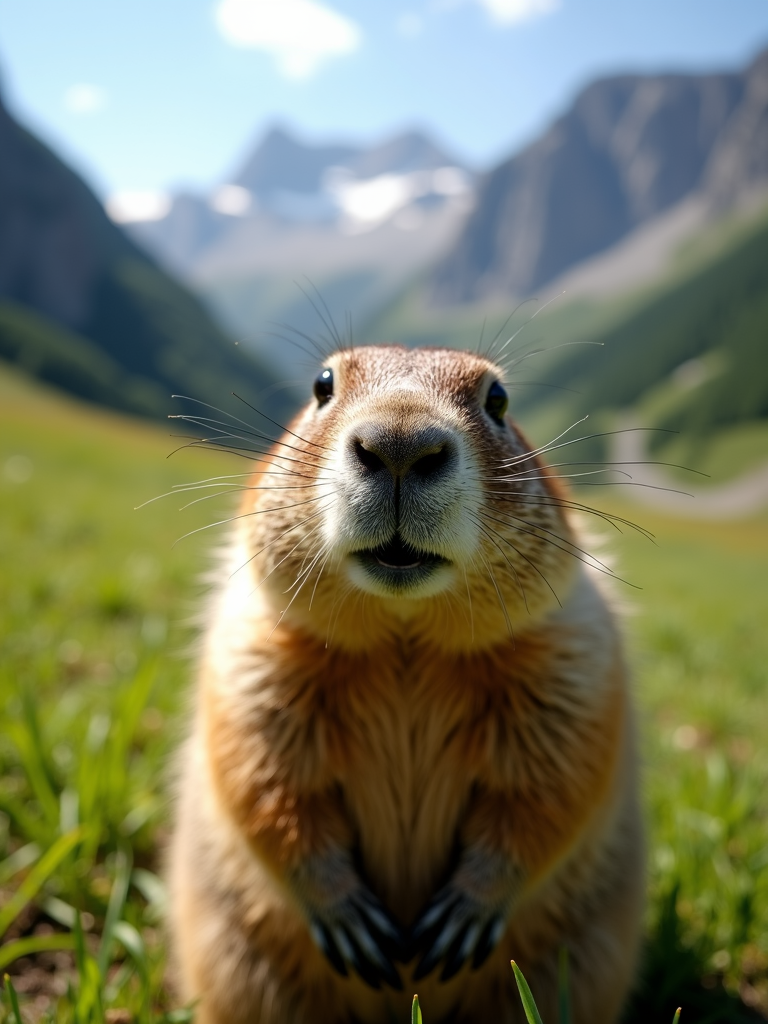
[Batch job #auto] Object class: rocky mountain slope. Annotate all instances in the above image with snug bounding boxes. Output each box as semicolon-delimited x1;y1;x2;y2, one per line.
431;45;768;303
0;90;281;419
125;126;472;279
539;210;768;438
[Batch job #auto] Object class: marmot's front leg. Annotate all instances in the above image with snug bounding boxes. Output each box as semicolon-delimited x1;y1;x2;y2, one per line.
209;731;406;990
411;779;596;980
412;844;524;980
291;843;405;989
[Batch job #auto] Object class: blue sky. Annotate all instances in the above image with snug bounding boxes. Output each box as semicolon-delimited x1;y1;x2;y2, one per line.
1;0;767;205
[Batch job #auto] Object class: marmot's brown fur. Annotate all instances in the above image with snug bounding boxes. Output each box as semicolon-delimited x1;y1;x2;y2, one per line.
169;345;644;1024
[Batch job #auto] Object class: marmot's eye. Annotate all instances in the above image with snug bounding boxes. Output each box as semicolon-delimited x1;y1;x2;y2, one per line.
313;367;334;405
485;380;508;424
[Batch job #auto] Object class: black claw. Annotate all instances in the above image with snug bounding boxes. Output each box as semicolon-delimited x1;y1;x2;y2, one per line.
412;907;459;959
413;893;460;939
471;917;499;970
379;956;405;991
358;903;407;962
373;925;407;965
348;914;404;990
411;891;507;980
399;928;420;965
439;925;471;982
343;927;383;990
413;945;442;981
309;884;408;989
359;890;399;931
314;921;348;977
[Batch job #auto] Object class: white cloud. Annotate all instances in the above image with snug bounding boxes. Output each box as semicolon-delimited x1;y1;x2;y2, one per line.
63;83;108;115
105;191;171;224
474;0;560;24
215;0;361;80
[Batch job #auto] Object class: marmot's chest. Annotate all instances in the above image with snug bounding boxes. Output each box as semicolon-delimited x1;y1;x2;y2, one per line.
302;650;503;914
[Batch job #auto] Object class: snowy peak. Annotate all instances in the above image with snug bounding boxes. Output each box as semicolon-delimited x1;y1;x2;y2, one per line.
116;126;473;277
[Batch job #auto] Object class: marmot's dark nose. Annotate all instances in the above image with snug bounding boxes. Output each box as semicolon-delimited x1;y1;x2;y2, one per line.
350;422;455;481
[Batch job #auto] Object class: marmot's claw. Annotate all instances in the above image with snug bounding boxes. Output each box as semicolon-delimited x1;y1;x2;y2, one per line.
472;915;504;969
411;886;506;981
310;921;348;977
310;889;405;990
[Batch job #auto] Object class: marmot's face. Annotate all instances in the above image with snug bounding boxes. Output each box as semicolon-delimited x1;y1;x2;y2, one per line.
246;345;577;646
316;347;487;600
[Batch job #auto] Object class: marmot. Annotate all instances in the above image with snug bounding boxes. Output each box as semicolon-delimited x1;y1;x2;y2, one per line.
169;344;644;1024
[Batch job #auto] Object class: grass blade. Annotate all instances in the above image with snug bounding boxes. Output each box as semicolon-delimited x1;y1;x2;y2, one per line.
0;933;76;972
412;994;423;1024
3;974;23;1024
672;1009;682;1024
0;826;84;938
71;911;103;1023
511;960;545;1024
112;920;147;980
97;845;133;980
17;687;60;825
558;946;572;1024
0;842;40;886
162;1010;196;1023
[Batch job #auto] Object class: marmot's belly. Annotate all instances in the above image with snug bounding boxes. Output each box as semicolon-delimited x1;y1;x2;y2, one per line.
344;748;472;919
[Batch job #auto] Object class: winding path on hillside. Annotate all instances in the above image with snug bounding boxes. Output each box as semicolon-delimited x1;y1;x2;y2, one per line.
608;416;768;520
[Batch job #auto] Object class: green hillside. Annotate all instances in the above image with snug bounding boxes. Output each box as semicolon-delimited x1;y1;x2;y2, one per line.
537;210;768;442
0;95;286;422
0;302;168;418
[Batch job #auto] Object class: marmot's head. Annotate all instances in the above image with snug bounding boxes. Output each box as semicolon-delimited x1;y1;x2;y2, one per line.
240;346;579;650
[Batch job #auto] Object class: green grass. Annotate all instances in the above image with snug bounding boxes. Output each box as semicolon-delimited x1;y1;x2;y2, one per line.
1;365;767;1022
0;365;231;1022
607;504;768;1022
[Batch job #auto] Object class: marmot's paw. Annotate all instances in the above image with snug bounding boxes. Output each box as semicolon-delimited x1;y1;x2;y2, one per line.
411;850;523;981
309;886;405;990
411;887;505;980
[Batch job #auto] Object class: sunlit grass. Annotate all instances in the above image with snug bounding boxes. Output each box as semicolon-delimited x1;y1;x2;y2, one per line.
1;366;767;1022
0;368;230;1021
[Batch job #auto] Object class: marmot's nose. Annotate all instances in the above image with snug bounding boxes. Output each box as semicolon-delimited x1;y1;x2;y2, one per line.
350;422;455;481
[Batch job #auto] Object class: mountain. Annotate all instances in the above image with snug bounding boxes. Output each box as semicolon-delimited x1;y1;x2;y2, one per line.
123;47;768;363
123;126;473;373
234;125;359;197
537;208;768;442
0;88;282;420
126;126;471;277
430;45;768;303
704;46;768;207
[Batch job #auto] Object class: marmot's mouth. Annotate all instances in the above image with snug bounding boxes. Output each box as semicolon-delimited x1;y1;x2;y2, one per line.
355;534;448;572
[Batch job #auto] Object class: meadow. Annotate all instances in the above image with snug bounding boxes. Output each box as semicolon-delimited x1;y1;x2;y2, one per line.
1;362;767;1023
